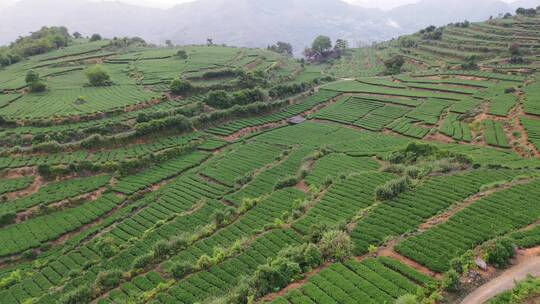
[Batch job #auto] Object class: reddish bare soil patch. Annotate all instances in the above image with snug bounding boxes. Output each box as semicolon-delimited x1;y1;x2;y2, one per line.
424;132;456;144
295;180;310;193
5;174;43;200
508;104;540;158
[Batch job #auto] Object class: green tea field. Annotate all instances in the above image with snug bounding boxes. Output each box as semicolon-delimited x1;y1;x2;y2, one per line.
0;8;540;304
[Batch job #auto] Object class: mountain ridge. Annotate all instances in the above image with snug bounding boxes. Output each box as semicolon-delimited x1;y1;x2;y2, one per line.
1;0;538;51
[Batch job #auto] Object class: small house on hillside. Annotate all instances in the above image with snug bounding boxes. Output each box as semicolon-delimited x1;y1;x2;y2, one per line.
287;116;306;125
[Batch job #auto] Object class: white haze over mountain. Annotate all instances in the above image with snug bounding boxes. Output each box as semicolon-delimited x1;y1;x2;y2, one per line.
0;0;539;52
0;0;524;10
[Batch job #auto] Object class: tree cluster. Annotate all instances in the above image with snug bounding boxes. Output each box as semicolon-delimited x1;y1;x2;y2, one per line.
420;25;443;40
235;70;268;88
175;50;188;60
383;55;405;75
201;68;242;80
170;78;193;95
227;229;352;303
267;41;293;56
268;82;312;99
25;70;47;93
135;114;192;136
107;36;147;48
85;65;111;86
399;37;418;48
454;20;470;28
509;43;526;64
89;34;102;42
0;26;71;67
205;88;265;109
461;55;479;70
483;237;516;268
304;36;348;62
516;7;537;16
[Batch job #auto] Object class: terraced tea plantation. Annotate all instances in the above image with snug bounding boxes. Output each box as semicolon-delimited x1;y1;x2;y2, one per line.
0;10;540;304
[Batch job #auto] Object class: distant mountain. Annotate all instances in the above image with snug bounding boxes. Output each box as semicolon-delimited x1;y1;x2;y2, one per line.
0;0;163;43
385;0;513;31
160;0;391;50
511;0;540;10
0;0;538;52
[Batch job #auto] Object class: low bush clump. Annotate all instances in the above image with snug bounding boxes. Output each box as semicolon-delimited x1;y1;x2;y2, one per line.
375;176;412;201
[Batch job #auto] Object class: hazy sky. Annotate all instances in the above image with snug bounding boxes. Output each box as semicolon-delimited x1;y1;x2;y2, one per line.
0;0;522;10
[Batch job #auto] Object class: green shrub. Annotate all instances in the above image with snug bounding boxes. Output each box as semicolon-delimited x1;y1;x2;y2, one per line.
170;78;193;95
450;250;476;274
132;253;153;270
26;70;47;92
170;262;193;279
95;270;123;291
0;212;16;227
307;223;332;243
60;285;93;304
318;230;352;262
404;166;422;179
235;173;253;187
484;238;515;268
479;180;507;192
251;257;302;297
196;254;213;270
96;237;119;258
375;177;411;201
274;175;298;190
89;33;102;41
21;249;37;260
0;270;22;289
29;80;47;93
152;240;172;259
279;243;323;272
176;50;188;59
441;269;460;291
395;294;418;304
85;65;110;86
382;164;406;174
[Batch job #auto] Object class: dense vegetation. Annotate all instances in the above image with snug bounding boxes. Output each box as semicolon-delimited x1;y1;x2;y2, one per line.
0;7;539;304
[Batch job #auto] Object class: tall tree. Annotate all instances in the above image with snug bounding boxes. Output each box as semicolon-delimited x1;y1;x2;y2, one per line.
268;41;293;56
311;35;332;57
334;39;348;56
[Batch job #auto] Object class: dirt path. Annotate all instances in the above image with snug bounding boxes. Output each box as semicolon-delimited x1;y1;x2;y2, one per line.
460;248;540;304
377;239;441;279
419;178;532;232
509;104;540;158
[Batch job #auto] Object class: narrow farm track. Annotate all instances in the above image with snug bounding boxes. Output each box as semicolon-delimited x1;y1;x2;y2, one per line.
511;104;540;158
5;174;43;200
460;248;540;304
377;239;441;278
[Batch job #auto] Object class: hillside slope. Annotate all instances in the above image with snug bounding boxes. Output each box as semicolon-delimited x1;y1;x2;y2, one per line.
0;9;539;304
